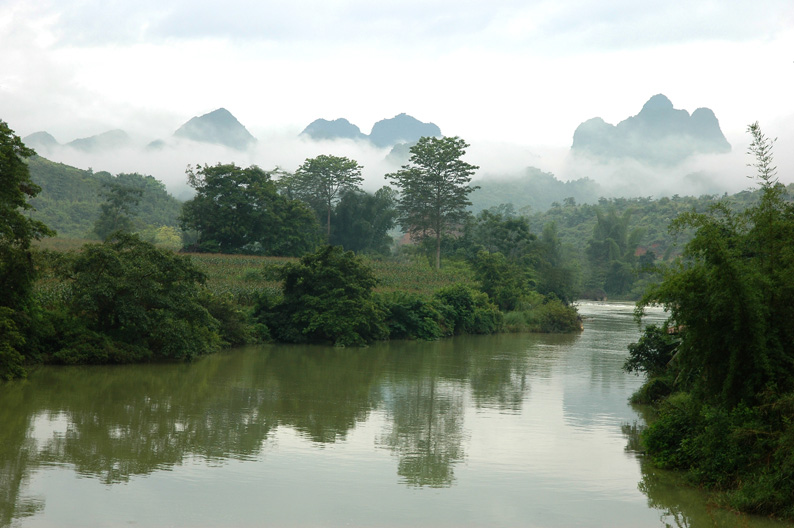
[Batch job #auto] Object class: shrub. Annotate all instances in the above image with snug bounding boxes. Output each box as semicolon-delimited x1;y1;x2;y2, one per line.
624;324;679;377
259;245;388;346
377;292;442;340
433;284;502;335
61;233;221;361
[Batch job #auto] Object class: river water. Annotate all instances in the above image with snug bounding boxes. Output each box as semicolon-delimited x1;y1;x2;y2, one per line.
0;302;789;527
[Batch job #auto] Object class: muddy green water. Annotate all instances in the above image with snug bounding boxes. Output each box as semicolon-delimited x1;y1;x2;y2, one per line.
1;302;789;527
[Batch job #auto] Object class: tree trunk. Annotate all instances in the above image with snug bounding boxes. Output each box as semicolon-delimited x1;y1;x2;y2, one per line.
435;231;441;269
326;206;331;243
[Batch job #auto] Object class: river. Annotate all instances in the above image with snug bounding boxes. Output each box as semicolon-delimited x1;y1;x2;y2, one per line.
0;302;788;527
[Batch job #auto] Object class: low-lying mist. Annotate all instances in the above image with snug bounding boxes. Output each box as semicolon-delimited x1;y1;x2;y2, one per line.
34;121;794;205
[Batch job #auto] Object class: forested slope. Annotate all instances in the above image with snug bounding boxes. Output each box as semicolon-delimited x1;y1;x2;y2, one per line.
27;156;183;238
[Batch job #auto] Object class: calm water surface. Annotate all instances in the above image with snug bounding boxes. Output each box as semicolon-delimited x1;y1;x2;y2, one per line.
1;302;789;527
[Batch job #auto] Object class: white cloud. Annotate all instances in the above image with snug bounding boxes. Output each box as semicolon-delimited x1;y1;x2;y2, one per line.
2;0;793;198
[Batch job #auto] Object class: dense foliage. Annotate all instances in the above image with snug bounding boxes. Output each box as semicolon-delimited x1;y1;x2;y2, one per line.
0;121;53;379
629;124;794;519
92;179;144;239
46;233;221;363
256;245;387;346
180;163;320;255
329;187;397;255
254;246;509;346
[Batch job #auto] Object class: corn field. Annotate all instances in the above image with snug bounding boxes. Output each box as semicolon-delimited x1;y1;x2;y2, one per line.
32;239;475;307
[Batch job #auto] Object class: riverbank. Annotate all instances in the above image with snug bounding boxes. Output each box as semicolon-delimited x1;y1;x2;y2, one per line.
3;238;581;378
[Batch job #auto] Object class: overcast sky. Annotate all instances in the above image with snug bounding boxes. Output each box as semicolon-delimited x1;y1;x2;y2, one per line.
1;0;793;190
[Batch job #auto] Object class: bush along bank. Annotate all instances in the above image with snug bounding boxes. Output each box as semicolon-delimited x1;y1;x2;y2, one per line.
253;245;579;347
624;124;794;521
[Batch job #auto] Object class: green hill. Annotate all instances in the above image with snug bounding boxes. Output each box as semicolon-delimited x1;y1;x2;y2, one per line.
470;167;603;214
27;156;183;239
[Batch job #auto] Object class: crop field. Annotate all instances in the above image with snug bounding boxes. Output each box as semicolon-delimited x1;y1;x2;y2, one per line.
188;253;475;304
33;239;475;306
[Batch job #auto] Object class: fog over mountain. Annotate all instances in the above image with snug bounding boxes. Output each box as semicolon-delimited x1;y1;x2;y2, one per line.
15;97;792;204
66;129;134;153
571;94;731;165
171;108;257;150
300;118;367;142
301;113;441;148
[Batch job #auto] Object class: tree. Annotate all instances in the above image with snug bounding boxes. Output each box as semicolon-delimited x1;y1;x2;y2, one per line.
293;155;364;241
257;245;387;346
638;123;794;406
58;233;220;362
330;187;397;255
92;180;143;239
180;163;319;256
387;136;479;269
1;120;53;379
585;209;644;297
0;121;53;310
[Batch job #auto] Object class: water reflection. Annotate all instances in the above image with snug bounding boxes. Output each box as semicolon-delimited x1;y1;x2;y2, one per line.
1;303;789;527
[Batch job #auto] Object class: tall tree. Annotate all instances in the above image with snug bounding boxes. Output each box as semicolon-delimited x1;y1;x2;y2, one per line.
387;136;479;269
0;120;53;379
293;155;363;241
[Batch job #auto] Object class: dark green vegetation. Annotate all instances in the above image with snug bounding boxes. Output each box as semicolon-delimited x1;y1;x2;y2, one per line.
626;124;794;520
180;163;320;256
1;121;580;380
43;233;220;364
1;120;54;379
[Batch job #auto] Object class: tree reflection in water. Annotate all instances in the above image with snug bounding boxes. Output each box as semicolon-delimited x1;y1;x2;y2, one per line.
0;335;536;524
622;418;786;528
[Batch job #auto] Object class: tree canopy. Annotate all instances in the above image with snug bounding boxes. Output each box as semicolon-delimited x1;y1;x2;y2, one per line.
55;233;220;363
1;121;54;379
0;121;53;311
292;155;364;241
258;245;387;346
387;136;479;269
92;180;143;240
180;163;320;256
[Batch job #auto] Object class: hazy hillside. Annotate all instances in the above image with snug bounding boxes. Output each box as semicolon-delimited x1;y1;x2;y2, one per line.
368;114;441;148
27;156;183;238
470;167;604;214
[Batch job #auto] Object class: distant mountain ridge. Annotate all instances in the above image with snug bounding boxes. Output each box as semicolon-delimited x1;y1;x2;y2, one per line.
23;108;258;154
571;94;731;165
172;108;256;150
301;113;441;148
301;118;366;141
